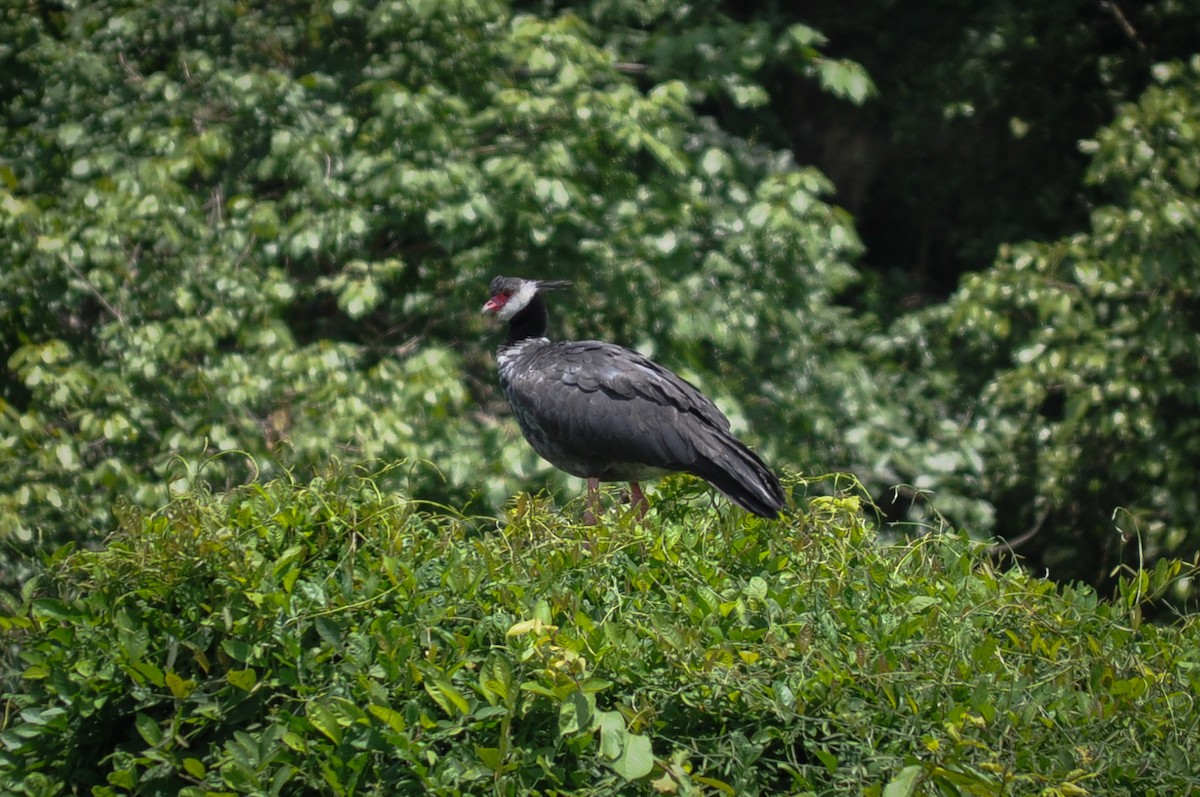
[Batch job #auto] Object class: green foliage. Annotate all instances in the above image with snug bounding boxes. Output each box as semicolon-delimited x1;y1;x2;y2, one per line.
880;58;1200;588
552;2;876;110
0;0;866;571
783;0;1200;285
3;473;1198;795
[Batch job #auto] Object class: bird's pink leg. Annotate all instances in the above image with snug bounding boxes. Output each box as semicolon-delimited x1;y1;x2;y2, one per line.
629;482;649;520
584;477;601;525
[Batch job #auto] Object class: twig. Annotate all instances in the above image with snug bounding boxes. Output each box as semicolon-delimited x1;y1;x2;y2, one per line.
1100;0;1148;52
117;51;144;82
61;254;127;326
232;235;257;270
987;505;1051;556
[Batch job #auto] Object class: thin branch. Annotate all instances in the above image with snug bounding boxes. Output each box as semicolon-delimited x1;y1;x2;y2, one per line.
61;254;127;326
1100;0;1148;53
206;184;225;229
231;235;257;270
987;504;1051;557
117;51;143;83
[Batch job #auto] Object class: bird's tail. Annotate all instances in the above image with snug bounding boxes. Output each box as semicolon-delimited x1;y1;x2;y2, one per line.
690;433;785;518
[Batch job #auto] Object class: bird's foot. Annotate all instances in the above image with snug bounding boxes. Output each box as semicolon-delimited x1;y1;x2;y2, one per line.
628;482;649;521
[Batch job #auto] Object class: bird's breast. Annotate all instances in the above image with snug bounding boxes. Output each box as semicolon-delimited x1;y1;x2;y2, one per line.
497;338;550;386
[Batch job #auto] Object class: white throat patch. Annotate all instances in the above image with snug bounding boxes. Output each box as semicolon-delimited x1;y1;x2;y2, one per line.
496;280;539;321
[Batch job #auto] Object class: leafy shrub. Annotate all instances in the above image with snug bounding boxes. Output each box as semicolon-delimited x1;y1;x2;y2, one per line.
2;472;1197;795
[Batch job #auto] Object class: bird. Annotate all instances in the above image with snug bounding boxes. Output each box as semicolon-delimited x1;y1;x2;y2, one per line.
482;275;785;523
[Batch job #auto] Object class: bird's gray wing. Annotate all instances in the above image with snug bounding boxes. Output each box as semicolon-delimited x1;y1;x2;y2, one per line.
507;341;733;470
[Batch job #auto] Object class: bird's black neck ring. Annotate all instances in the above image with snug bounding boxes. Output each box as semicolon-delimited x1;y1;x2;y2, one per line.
505;294;549;345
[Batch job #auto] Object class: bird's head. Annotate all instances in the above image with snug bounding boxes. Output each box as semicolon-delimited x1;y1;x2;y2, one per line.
482;276;571;321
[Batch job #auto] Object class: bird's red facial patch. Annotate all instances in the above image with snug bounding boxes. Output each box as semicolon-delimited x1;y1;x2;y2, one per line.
482;291;512;314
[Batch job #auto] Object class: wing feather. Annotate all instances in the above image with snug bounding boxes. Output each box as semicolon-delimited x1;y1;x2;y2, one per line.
505;340;733;471
500;338;782;516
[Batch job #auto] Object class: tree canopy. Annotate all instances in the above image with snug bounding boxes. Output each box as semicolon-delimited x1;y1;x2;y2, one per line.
1;0;865;569
887;58;1200;585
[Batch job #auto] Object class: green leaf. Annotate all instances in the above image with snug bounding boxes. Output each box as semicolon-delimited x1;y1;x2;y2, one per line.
135;712;163;747
166;671;197;699
307;701;342;744
368;704;407;734
31;599;77;622
557;690;594;738
57;122;85;147
18;707;66;726
474;745;502;772
814;747;839;774
694;775;737;794
221;639;254;663
422;669;470;717
596;710;624;759
480;653;513;704
786;23;825;48
817;59;876;104
314;616;341;647
129;660;165;687
611;732;654;781
227;668;257;691
906;596;938;612
883;765;922;797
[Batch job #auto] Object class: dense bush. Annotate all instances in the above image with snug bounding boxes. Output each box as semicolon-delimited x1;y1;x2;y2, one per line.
3;473;1198;795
